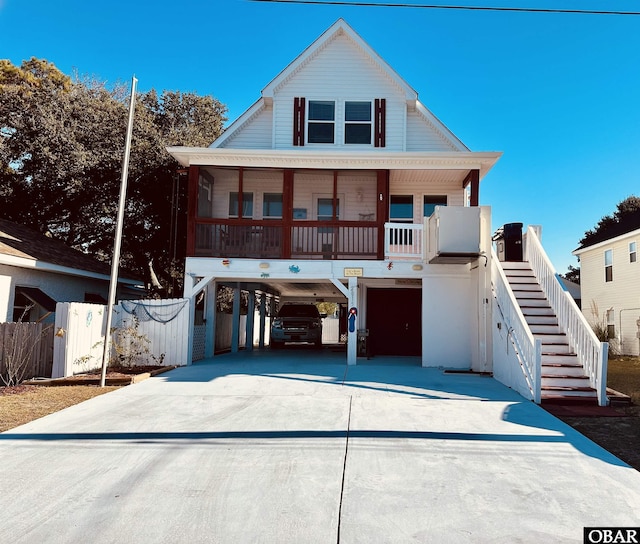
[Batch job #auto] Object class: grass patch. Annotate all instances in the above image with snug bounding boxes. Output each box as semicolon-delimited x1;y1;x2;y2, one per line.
0;385;119;432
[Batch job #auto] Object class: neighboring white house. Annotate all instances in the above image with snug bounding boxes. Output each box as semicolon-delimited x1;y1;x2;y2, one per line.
573;227;640;356
0;219;143;323
167;19;608;404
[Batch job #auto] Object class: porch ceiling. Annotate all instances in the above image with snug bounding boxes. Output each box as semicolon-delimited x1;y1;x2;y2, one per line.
219;279;347;302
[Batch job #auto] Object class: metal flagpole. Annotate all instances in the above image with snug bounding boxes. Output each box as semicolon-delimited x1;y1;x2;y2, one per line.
100;76;138;387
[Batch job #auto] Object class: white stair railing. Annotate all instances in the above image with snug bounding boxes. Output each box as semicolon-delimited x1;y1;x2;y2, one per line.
491;248;542;403
524;227;609;406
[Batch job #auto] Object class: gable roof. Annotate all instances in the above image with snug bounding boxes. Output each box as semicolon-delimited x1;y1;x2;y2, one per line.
211;18;467;152
0;219;140;285
573;225;640;255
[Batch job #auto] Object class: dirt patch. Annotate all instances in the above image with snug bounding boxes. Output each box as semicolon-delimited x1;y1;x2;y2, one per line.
0;385;119;432
554;405;640;471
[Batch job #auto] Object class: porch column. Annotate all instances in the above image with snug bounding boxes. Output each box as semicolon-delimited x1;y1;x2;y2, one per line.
231;284;241;353
464;169;480;207
204;281;216;359
246;289;255;352
347;277;358;366
376;170;389;259
258;293;267;348
283;169;294;258
186;165;199;256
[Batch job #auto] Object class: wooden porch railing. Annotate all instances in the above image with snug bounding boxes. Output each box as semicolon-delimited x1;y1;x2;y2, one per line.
194;219;380;259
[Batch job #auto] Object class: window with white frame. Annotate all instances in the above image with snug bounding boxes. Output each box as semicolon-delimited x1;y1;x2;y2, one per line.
630;241;637;263
307;101;335;144
606;308;615;339
604;249;613;282
344;101;372;144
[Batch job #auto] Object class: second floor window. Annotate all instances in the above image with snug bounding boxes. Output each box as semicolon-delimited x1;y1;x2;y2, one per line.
344;101;372;144
605;249;613;282
630;241;637;263
308;101;335;143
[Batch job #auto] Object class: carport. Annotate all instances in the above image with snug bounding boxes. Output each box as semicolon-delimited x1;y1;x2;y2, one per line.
183;269;358;364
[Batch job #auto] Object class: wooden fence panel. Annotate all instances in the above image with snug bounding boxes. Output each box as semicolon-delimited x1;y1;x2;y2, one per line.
0;322;54;384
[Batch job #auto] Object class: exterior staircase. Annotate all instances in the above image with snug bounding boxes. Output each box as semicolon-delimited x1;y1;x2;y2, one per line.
501;261;598;403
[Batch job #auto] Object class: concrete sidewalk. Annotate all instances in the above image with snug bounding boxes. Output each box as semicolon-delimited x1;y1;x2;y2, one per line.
1;351;639;543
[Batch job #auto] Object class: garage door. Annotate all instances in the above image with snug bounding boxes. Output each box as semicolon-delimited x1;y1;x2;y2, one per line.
366;288;421;356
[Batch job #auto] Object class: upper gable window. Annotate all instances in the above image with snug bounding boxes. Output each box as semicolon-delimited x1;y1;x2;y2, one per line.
308;101;335;144
344;101;372;144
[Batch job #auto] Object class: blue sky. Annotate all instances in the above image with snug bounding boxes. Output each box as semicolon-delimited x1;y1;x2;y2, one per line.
2;0;639;273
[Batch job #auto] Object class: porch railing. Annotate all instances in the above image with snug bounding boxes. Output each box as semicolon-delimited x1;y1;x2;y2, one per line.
524;227;609;406
491;248;541;403
384;223;424;259
194;220;379;259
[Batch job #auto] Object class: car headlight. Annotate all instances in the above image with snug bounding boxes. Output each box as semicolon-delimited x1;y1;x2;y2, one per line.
272;319;283;330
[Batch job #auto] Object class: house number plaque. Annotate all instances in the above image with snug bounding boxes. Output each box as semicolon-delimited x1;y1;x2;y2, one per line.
344;268;363;277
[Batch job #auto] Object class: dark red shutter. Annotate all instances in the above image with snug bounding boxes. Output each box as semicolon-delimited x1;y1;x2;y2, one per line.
374;98;386;148
293;97;305;146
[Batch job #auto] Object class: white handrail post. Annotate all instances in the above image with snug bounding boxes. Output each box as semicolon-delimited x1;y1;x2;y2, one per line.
534;338;542;404
598;342;609;406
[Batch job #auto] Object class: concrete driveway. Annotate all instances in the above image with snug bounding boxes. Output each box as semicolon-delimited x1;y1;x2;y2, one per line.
1;349;639;543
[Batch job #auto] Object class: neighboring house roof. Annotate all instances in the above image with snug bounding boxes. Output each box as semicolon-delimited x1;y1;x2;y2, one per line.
557;276;581;301
0;219;140;285
573;226;640;256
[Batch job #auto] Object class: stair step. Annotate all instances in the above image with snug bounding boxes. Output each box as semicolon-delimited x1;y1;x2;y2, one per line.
510;283;543;292
542;366;585;377
542;376;591;388
541;353;579;365
541;386;598;398
514;291;547;300
535;333;567;343
526;315;559;325
521;306;554;316
500;261;532;270
541;344;573;354
530;324;564;334
507;276;538;284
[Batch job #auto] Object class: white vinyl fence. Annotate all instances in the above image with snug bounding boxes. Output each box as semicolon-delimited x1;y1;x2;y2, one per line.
52;298;190;378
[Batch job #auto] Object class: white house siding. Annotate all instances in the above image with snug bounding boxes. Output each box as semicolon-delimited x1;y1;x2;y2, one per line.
421;274;474;368
271;32;408;151
579;233;640;355
406;109;458;152
389;173;466;223
218;104;273;149
0;264;110;323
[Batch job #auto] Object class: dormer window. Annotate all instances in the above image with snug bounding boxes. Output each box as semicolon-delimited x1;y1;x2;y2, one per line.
345;101;372;144
308;101;335;143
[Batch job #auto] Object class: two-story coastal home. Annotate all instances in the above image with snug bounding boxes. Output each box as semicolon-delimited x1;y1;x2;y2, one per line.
573;226;640;356
169;19;609;405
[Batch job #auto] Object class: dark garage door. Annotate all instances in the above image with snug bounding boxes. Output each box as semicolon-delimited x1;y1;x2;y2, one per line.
366;288;421;356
